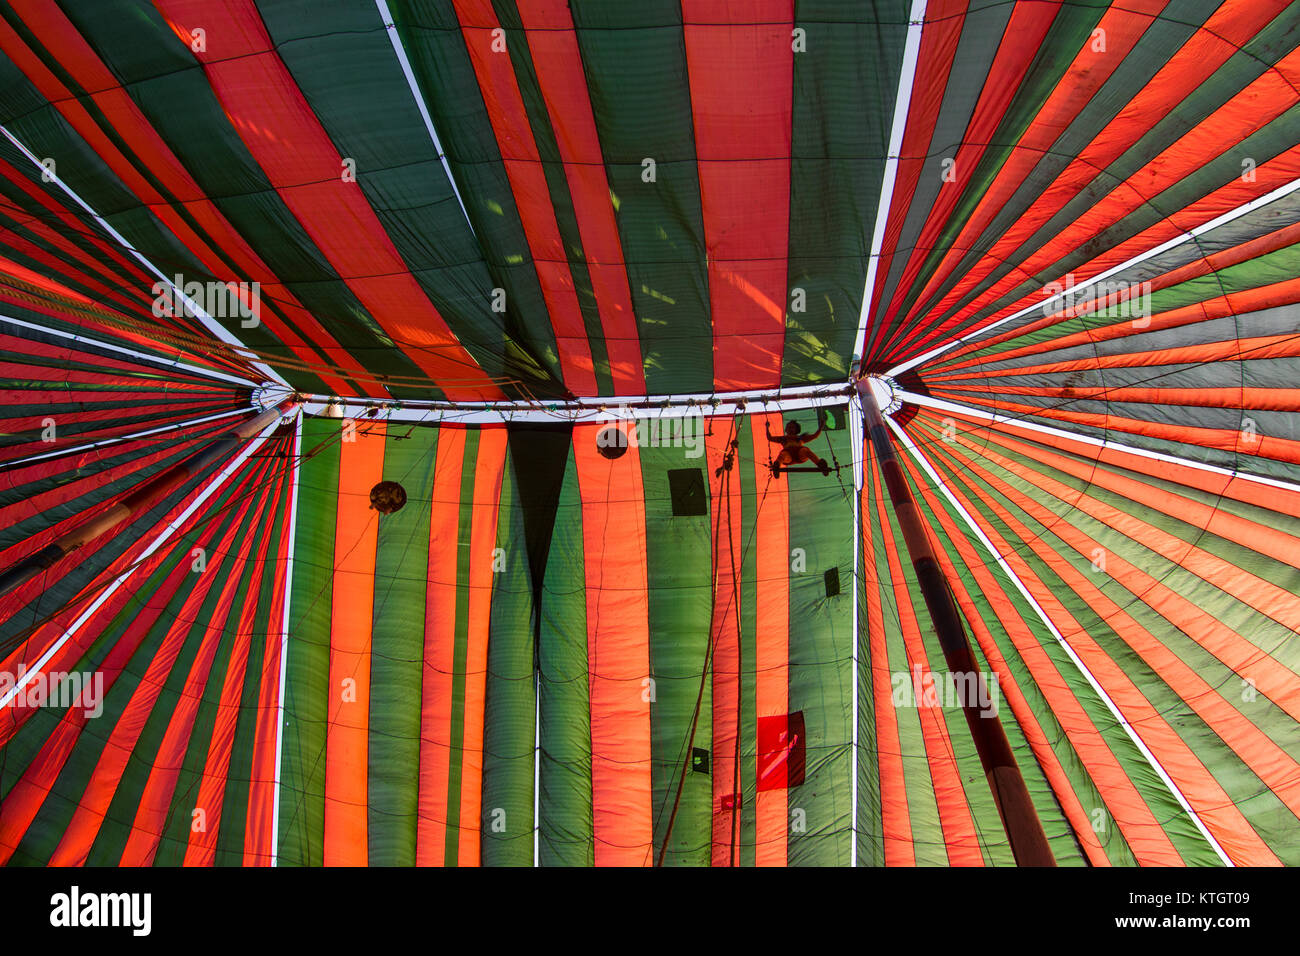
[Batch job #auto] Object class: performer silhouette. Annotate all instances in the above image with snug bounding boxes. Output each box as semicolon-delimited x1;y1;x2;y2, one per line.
766;418;830;478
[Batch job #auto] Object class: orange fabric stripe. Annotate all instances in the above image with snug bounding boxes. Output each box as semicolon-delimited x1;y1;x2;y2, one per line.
574;422;653;865
322;421;386;865
416;426;466;865
707;422;744;865
455;427;509;866
750;415;788;865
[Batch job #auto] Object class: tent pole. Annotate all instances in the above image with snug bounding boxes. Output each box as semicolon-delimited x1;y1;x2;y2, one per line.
0;398;298;599
857;379;1055;866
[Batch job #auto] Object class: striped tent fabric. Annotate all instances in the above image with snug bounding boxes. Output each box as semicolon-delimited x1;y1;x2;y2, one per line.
0;0;1296;868
275;413;853;865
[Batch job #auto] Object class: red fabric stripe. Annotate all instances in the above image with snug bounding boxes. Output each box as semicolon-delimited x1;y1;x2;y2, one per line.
684;0;793;390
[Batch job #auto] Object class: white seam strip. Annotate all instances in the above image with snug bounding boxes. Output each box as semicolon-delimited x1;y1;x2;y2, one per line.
376;0;476;235
886;414;1234;866
285;381;855;425
848;389;865;865
270;409;303;866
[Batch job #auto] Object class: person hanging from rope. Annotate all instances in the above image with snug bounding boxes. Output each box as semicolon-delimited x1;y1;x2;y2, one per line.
766;412;831;477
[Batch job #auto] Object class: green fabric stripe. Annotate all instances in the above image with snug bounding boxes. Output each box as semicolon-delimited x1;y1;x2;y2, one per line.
569;3;713;393
367;425;438;864
277;418;342;866
537;447;592;864
481;446;537;865
782;1;909;385
856;464;882;866
639;428;713;865
785;411;853;865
